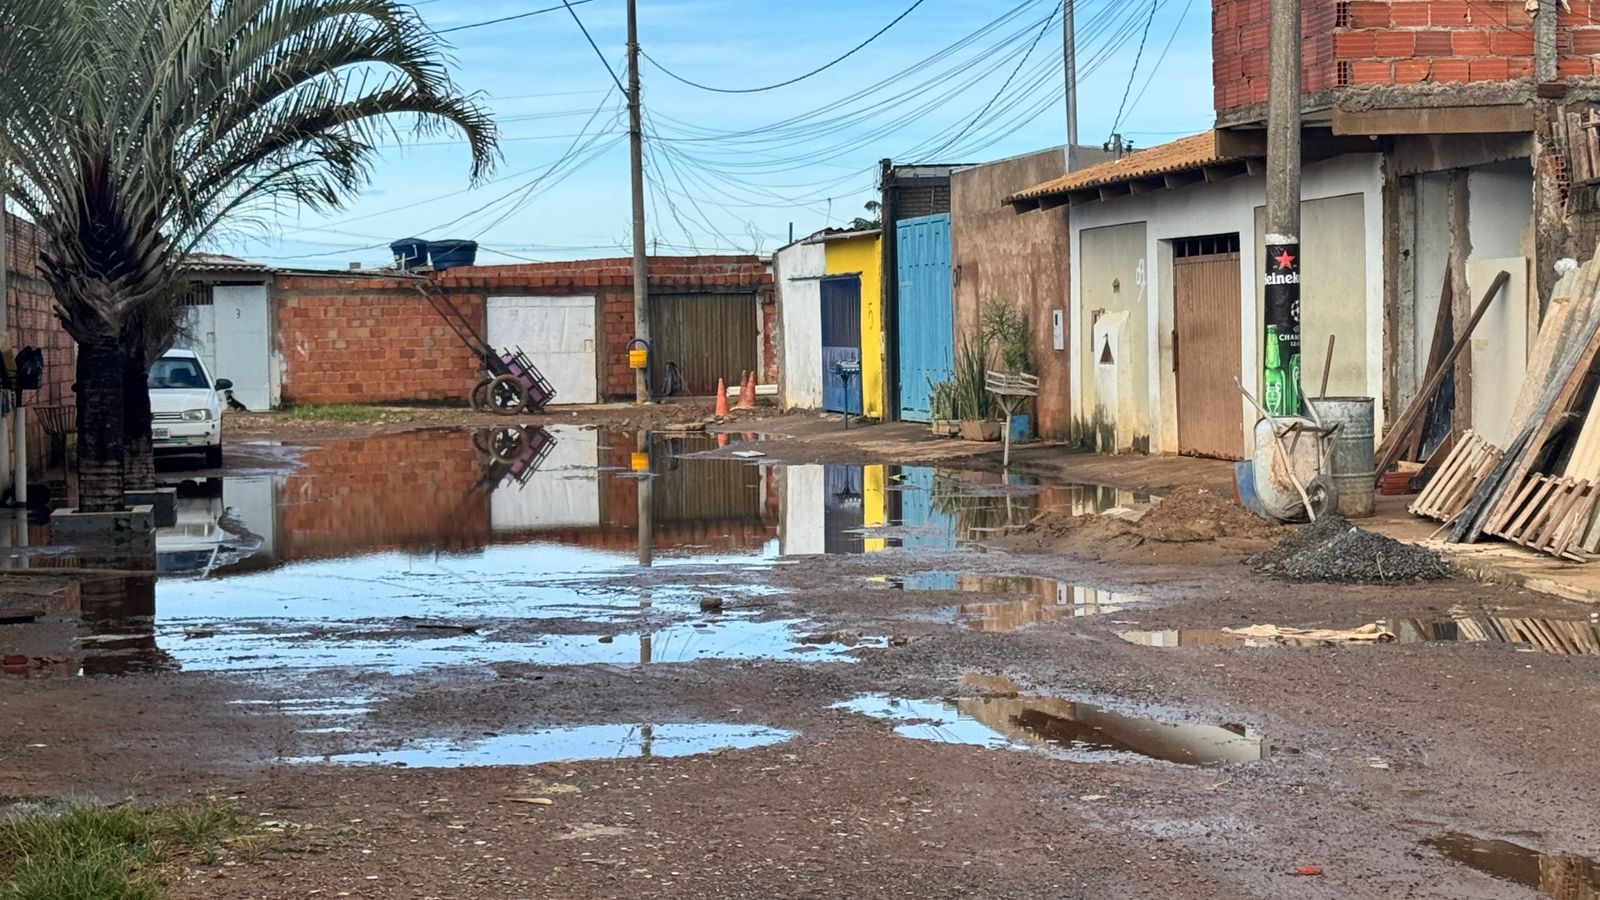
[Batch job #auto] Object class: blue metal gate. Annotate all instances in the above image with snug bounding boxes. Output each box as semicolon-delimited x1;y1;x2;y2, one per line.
895;214;954;423
821;275;863;415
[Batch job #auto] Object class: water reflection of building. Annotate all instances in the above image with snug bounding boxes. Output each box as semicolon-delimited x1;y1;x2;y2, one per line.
779;466;1142;556
234;428;780;568
956;577;1145;632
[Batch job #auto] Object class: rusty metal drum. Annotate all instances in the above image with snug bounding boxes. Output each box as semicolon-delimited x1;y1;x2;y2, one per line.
1308;397;1376;519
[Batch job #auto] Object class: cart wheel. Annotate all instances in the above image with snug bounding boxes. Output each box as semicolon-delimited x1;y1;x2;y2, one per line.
486;374;528;416
470;428;494;458
1306;474;1339;520
470;377;494;412
489;426;529;464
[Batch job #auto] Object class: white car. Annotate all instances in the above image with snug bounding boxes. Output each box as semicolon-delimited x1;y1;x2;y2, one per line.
149;349;230;468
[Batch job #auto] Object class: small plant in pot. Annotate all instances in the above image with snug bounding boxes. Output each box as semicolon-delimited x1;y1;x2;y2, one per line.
928;378;960;436
980;300;1036;441
952;336;1002;441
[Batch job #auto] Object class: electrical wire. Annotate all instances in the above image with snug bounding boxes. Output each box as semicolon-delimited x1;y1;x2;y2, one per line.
1110;0;1159;136
640;0;930;94
559;0;627;94
433;0;598;35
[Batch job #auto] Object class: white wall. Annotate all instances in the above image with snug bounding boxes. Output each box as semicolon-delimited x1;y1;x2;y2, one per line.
773;242;826;410
1068;153;1387;454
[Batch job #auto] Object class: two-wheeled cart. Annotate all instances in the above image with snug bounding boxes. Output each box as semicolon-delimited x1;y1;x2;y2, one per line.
414;285;556;415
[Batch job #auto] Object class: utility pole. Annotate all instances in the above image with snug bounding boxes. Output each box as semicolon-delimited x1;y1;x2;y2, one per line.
1063;0;1078;171
627;0;650;404
1535;0;1557;83
1263;0;1303;416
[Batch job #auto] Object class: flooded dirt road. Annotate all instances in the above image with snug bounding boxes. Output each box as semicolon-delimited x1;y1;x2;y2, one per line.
3;417;1600;897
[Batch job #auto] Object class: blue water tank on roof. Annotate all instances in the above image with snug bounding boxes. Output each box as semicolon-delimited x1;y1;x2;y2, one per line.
428;240;479;271
389;237;428;270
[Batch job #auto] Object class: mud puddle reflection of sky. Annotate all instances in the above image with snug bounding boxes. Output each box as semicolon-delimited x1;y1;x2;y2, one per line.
837;674;1268;766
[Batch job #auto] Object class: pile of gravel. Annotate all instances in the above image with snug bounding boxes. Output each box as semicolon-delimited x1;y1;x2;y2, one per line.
1247;514;1453;583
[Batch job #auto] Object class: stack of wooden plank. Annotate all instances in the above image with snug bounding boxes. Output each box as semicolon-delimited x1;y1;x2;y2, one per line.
1413;247;1600;560
1409;431;1502;521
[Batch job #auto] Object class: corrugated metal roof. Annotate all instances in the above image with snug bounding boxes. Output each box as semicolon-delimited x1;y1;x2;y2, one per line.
1006;132;1242;204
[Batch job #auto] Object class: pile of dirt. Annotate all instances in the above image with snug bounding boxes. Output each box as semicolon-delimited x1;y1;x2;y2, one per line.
1125;485;1282;543
1024;485;1281;564
1248;515;1453;583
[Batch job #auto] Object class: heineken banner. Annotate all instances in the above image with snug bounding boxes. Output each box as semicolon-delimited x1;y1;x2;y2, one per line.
1263;240;1302;417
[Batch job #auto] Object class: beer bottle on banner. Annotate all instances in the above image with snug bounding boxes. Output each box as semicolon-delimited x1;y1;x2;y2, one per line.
1264;325;1286;415
1287;351;1303;416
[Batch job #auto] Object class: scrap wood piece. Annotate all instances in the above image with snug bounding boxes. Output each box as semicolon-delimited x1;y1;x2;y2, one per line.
1376;270;1511;484
1380;268;1453;465
1222;623;1394;646
1410;431;1504;523
1455;256;1600;544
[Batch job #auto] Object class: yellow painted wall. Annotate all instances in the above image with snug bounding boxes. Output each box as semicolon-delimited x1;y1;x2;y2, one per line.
824;234;885;419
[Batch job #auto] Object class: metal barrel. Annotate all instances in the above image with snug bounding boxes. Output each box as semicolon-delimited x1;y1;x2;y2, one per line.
1309;397;1376;518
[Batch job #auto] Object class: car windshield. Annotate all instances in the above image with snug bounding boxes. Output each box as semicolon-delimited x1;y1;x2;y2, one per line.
149;358;210;390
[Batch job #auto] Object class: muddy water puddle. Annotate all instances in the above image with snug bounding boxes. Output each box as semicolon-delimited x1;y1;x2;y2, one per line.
837;675;1267;766
873;573;1149;629
1425;833;1600;896
7;427;1124;680
1121;612;1600;655
298;723;795;768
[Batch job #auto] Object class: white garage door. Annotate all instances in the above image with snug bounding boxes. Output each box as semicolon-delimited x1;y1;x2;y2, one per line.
487;296;598;405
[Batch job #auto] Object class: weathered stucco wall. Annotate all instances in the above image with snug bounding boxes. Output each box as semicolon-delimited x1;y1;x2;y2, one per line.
1068;154;1386;455
823;234;885;420
773;241;826;409
951;149;1072;438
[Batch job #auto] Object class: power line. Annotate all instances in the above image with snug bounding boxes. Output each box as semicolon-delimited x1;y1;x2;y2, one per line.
1110;0;1159;135
559;0;627;94
1117;0;1196;131
434;0;598;35
924;1;1062;160
641;0;931;94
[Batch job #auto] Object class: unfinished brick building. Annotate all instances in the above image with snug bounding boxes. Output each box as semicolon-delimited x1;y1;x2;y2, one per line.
275;256;775;407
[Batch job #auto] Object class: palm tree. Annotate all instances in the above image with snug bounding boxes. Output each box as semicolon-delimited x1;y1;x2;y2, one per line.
0;0;496;511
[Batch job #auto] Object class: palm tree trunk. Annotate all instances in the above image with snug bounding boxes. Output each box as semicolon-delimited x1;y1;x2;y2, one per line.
123;350;155;492
75;337;128;513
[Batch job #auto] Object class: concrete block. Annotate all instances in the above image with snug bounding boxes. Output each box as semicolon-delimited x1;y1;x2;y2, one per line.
50;505;156;554
124;488;177;528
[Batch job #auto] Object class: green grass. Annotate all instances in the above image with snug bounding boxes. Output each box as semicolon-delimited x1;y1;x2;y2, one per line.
280;403;388;422
0;802;252;900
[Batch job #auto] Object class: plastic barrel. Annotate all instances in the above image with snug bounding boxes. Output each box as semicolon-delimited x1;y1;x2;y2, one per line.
427;239;479;271
1308;396;1376;518
389;237;428;270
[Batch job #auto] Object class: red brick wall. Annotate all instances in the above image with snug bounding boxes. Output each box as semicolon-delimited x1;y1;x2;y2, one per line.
5;213;75;472
1214;0;1339;109
277;429;489;561
277;274;482;405
279;256;774;405
1213;0;1596;110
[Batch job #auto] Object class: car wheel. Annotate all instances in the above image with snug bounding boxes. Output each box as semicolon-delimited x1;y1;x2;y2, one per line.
204;444;223;469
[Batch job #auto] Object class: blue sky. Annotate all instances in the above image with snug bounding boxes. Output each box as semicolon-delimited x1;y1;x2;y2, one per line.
222;0;1214;268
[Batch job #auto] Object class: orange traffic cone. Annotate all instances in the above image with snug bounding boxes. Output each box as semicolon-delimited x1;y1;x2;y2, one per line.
714;377;730;418
738;371;757;411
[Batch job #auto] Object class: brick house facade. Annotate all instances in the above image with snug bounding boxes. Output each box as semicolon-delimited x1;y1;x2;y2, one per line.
278;256;775;406
5;213;76;474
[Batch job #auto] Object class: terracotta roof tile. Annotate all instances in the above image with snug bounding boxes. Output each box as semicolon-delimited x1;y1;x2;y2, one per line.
1007;132;1243;204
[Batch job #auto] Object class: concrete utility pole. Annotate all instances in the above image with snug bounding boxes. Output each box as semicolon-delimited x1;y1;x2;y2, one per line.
627;0;650;404
1263;0;1304;416
1063;0;1078;171
1535;0;1557;83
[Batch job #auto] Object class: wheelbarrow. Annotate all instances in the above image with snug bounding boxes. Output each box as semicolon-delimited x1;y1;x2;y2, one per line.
1234;377;1339;523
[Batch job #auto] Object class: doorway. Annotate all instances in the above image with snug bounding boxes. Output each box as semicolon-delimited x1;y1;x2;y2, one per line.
1172;234;1244;459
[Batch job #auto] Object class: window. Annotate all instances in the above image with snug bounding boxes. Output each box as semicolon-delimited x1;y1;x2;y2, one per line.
149;358;209;390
